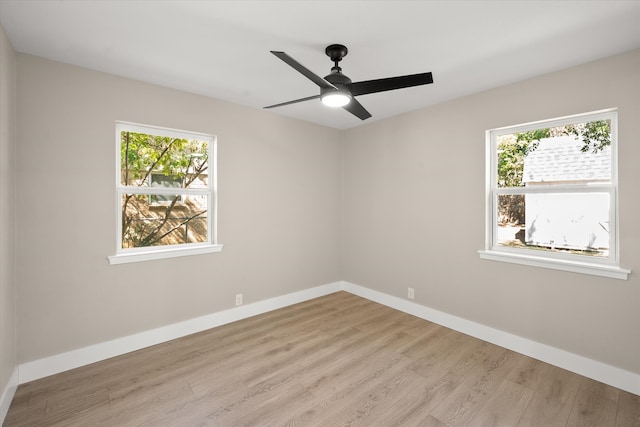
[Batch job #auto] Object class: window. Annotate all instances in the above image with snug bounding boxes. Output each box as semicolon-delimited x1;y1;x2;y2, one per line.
108;122;222;265
479;109;629;279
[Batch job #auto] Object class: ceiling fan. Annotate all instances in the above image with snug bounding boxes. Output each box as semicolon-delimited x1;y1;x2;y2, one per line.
264;44;434;120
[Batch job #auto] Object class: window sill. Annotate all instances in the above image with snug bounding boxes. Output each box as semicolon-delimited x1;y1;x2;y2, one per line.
108;244;223;265
478;250;630;280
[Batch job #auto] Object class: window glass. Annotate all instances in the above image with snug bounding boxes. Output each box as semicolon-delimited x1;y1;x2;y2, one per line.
121;194;209;248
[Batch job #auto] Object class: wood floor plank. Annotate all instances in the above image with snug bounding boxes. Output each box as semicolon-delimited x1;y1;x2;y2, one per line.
400;323;457;360
297;330;415;396
295;353;415;426
516;365;582;427
566;377;619;427
330;367;429;426
379;365;467;426
235;329;334;387
5;291;638;427
384;336;493;426
616;390;640;427
2;390;46;426
506;356;553;391
206;381;315;427
416;414;449;427
427;343;521;426
408;330;486;379
399;314;440;338
467;379;534;427
152;378;249;427
362;365;465;427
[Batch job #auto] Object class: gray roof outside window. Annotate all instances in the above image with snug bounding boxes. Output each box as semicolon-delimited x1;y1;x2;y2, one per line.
523;135;610;184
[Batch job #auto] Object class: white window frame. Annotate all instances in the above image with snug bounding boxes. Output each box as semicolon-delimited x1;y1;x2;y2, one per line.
478;108;629;280
108;121;222;265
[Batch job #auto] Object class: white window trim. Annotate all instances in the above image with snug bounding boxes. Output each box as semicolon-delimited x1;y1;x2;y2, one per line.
108;121;222;265
479;108;630;280
108;244;223;265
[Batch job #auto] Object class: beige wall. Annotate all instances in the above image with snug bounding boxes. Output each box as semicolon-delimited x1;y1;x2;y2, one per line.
342;49;640;374
10;45;640;377
0;25;17;394
15;54;343;362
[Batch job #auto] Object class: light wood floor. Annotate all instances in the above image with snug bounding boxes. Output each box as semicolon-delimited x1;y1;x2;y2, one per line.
5;291;639;426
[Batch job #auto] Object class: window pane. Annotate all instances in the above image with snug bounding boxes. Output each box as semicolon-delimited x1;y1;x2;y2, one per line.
497;193;609;257
120;131;209;188
497;120;611;188
121;194;208;248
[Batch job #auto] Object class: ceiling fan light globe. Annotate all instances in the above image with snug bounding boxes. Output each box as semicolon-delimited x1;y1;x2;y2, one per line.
321;92;351;107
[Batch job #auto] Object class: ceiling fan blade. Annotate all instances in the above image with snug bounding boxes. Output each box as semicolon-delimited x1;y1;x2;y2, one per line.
350;72;433;96
342;98;372;120
271;51;336;90
264;94;321;109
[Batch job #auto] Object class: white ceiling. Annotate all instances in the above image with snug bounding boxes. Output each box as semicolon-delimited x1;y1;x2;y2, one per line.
2;0;639;129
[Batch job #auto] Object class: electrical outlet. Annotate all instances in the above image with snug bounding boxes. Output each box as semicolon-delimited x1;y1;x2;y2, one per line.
235;293;243;306
408;288;415;300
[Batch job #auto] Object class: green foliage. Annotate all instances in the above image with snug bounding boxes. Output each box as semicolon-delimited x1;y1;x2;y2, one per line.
564;120;611;153
497;135;531;223
516;128;550;146
121;131;208;186
497;135;535;188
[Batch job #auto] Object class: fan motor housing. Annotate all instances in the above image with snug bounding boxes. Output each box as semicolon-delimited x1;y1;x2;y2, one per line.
325;72;352;86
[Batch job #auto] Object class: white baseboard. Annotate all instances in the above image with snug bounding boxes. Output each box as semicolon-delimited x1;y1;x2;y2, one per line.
0;368;18;424
16;280;639;397
18;282;342;384
341;281;640;396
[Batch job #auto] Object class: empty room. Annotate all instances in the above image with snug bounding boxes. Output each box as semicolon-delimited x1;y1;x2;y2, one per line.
0;1;639;426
